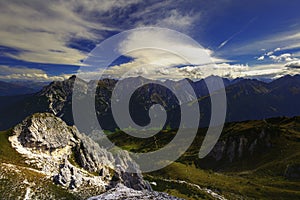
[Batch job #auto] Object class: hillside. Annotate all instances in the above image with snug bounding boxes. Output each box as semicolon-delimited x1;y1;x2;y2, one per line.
108;116;300;199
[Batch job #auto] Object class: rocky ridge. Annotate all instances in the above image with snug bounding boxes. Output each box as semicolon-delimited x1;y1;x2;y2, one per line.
8;113;149;198
208;129;273;163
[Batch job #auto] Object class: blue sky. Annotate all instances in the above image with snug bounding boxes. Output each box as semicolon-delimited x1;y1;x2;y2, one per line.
1;0;300;81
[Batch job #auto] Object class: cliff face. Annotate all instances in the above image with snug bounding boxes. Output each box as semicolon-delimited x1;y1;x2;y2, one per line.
8;113;149;198
208;129;273;163
196;120;282;170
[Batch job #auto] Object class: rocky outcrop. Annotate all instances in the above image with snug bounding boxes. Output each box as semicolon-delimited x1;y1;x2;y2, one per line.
88;184;184;200
14;113;75;151
202;128;274;167
9;113;149;198
284;164;300;179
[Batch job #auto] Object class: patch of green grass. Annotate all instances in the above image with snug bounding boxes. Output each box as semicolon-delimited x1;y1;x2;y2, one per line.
145;175;214;200
0;130;26;165
68;150;81;169
0;163;80;200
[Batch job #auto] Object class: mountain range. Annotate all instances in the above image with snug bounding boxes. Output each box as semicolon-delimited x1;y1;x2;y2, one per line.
0;80;47;96
1;75;300;132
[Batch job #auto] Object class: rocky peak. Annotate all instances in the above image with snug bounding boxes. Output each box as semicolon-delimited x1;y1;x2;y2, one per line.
38;76;87;115
9;113;149;198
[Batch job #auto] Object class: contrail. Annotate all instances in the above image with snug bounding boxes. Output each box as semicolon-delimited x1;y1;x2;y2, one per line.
217;17;257;49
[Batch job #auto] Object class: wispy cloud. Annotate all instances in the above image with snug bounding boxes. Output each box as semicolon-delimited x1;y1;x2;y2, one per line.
150;9;199;31
96;61;300;80
228;28;300;56
0;0;140;65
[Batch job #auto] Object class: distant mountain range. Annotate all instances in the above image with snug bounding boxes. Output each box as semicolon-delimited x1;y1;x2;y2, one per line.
1;75;300;131
0;80;47;96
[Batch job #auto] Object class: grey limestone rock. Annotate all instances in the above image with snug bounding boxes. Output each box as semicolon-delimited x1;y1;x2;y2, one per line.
10;113;150;197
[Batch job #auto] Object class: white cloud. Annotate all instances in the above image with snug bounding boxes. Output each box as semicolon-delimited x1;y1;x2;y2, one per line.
242;62;300;79
212;62;300;80
0;65;70;81
177;63;248;79
270;53;295;62
101;61;300;80
257;55;264;61
99;62;248;81
78;28;230;80
257;47;297;63
274;47;281;52
78;57;300;81
209;62;298;80
264;47;281;57
119;28;228;65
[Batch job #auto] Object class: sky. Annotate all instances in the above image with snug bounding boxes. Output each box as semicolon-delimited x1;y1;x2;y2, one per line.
1;0;300;81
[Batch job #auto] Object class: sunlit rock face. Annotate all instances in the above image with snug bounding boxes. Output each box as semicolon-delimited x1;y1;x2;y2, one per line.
88;183;184;200
9;113;149;198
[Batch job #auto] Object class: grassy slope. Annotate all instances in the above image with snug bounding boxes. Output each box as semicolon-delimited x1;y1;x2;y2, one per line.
108;117;300;199
147;162;300;199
